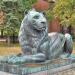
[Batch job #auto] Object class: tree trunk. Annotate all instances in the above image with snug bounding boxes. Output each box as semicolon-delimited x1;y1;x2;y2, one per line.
1;29;3;38
12;33;15;43
7;36;11;46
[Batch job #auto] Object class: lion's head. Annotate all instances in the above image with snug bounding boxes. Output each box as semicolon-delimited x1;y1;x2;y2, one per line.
19;9;48;55
25;9;47;31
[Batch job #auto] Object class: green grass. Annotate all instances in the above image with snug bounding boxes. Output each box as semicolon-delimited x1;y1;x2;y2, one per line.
0;42;21;56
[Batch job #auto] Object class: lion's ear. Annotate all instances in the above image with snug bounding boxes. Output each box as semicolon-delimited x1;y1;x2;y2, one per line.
41;12;46;16
24;10;28;15
24;8;36;15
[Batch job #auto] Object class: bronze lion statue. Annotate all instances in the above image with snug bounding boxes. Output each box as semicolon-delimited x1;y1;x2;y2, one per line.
0;9;73;64
18;9;73;62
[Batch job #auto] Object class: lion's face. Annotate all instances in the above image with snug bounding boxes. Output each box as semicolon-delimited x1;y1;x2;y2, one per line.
27;10;47;31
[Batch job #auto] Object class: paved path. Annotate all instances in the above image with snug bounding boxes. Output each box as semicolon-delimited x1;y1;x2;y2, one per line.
0;38;6;42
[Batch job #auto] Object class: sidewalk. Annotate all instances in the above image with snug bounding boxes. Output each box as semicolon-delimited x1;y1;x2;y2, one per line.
0;38;6;42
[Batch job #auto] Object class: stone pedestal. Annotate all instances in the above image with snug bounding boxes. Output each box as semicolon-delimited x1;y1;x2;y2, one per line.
0;58;74;75
0;71;13;75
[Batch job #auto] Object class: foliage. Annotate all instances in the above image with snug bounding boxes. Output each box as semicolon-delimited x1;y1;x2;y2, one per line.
45;10;53;21
4;13;20;36
0;0;37;36
18;0;37;13
53;0;75;27
0;0;4;30
0;1;20;36
0;0;53;37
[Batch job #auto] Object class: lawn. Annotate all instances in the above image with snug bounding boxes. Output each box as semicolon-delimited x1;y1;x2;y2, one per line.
0;42;75;56
0;47;21;56
73;42;75;54
0;42;21;56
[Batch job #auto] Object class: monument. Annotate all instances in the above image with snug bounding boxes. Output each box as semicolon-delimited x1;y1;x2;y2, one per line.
18;9;73;62
0;9;74;75
0;9;73;63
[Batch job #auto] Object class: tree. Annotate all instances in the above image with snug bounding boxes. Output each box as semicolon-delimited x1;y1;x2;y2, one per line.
53;0;75;27
0;0;37;45
0;0;20;45
18;0;37;13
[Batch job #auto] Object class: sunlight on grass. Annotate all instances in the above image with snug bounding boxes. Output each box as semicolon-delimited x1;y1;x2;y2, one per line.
73;42;75;54
0;47;21;56
0;42;21;56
